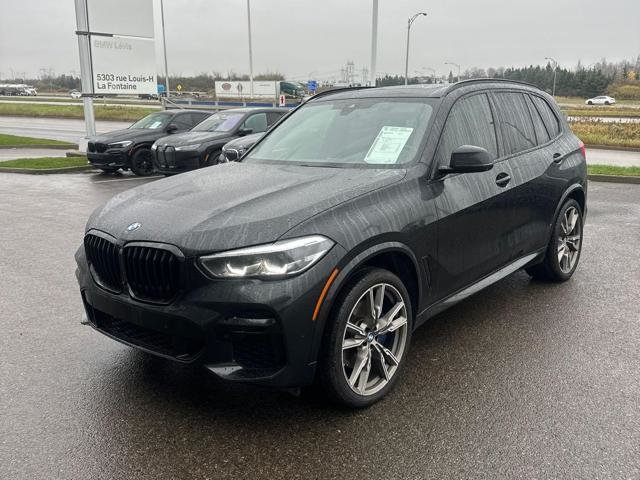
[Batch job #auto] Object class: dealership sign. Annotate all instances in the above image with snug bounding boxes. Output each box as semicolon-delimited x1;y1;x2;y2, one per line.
91;36;156;95
215;81;278;99
77;0;157;96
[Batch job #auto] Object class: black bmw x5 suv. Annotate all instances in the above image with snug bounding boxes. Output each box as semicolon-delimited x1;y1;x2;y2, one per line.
76;80;587;407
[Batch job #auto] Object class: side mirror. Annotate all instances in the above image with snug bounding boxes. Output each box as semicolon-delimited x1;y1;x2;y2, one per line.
439;145;494;174
166;123;178;133
238;127;253;136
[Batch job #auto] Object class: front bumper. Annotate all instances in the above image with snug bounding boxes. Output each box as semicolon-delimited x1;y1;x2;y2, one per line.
153;147;203;174
87;150;130;168
76;241;346;388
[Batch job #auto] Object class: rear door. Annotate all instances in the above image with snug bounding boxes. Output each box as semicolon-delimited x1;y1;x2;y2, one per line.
492;91;566;254
433;92;518;298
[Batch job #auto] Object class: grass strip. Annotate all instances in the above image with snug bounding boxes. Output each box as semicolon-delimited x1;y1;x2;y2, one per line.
0;103;159;122
587;164;640;177
0;156;88;169
569;122;640;149
0;133;74;147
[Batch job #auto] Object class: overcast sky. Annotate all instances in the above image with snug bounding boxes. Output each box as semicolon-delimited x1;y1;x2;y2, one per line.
1;0;639;81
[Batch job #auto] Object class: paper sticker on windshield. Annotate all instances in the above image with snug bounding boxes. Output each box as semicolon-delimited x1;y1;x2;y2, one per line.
364;126;414;164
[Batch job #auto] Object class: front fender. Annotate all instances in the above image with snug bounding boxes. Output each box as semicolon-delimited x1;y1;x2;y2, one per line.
306;240;424;366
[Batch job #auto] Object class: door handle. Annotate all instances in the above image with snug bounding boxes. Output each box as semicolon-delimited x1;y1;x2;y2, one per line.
495;172;511;187
553;152;564;163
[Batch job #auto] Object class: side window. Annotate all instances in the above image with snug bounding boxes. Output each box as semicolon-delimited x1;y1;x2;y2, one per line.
172;114;194;130
189;112;208;127
435;93;498;166
243;113;268;133
531;95;560;138
525;94;550;144
266;112;284;127
494;92;537;155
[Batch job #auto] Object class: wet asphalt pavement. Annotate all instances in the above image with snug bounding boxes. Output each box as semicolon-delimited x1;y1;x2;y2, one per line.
1;172;639;479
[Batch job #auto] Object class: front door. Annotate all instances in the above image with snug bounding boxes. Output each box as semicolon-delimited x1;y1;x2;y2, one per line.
432;92;520;300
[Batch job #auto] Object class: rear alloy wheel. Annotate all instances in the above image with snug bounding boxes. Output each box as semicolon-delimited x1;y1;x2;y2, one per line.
526;199;583;282
130;148;155;176
319;268;412;407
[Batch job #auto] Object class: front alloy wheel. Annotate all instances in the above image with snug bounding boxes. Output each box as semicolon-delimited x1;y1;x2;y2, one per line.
342;283;408;396
319;268;412;407
130;148;155;176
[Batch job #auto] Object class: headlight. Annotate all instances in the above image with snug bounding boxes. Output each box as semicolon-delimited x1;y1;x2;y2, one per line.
175;143;201;151
151;143;158;150
107;140;133;148
198;235;334;279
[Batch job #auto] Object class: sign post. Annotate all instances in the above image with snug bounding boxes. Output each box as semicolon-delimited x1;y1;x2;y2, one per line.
74;0;96;137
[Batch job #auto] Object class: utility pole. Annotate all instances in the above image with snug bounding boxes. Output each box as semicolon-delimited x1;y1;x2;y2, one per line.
404;12;427;85
247;0;254;98
74;0;96;137
370;0;378;86
545;56;558;97
160;0;170;98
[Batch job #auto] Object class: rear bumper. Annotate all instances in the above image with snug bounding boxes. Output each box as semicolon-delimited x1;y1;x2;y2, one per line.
76;243;346;388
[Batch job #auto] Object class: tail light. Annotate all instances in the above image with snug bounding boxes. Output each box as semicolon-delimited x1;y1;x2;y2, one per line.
579;141;586;158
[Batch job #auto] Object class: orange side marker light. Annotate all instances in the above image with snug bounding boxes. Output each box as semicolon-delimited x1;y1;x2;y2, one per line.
312;268;339;321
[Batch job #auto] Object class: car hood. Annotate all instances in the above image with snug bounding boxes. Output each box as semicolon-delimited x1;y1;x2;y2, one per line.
155;131;232;147
89;128;158;143
87;162;406;254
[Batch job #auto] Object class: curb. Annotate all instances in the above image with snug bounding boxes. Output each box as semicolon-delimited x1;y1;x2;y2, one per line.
585;144;640;152
588;174;640;184
66;150;86;157
0;144;78;150
0;165;93;174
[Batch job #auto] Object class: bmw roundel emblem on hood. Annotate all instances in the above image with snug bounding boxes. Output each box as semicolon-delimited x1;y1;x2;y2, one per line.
126;222;141;232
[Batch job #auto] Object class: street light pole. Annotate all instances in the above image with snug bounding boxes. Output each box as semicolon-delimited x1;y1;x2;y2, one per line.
545;56;558;97
444;62;460;82
247;0;254;98
370;0;379;86
160;0;170;99
404;12;427;86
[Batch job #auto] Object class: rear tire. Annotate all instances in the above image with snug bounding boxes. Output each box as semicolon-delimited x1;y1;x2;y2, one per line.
130;148;155;176
318;268;413;408
526;199;583;282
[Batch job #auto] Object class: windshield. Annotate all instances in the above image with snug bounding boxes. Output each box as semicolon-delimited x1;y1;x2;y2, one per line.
243;98;434;168
130;112;172;130
192;112;244;132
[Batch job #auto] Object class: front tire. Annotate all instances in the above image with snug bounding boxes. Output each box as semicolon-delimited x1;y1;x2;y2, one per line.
526;199;583;282
587;101;593;105
130;148;155;176
318;268;413;408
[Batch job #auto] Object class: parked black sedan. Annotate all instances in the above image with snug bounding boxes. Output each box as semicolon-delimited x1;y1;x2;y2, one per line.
152;108;286;175
87;110;211;175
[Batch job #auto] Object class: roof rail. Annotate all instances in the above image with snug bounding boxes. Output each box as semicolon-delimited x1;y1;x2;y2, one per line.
307;85;373;101
445;78;541;94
